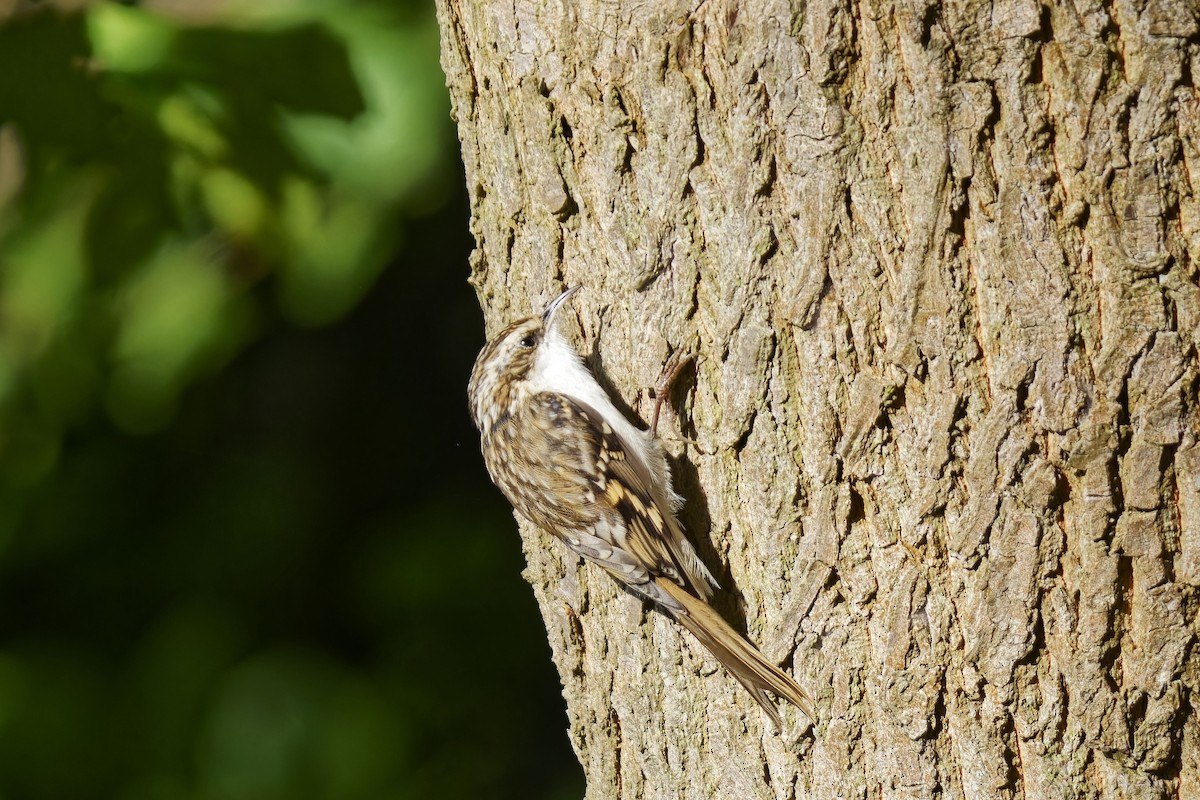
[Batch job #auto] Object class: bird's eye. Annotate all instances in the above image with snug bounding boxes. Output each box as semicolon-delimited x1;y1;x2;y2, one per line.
519;334;536;348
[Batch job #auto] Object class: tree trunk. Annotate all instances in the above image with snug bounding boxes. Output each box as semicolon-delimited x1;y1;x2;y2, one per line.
436;0;1200;796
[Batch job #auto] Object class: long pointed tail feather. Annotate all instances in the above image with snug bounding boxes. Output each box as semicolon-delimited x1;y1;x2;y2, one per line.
656;578;816;728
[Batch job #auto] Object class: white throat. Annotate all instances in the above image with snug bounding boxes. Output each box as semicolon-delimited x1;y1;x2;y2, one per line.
527;329;651;457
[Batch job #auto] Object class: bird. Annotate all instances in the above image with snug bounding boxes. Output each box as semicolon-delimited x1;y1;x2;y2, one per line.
467;285;815;728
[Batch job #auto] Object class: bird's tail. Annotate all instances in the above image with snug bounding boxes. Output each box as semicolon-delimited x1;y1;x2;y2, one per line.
656;577;816;729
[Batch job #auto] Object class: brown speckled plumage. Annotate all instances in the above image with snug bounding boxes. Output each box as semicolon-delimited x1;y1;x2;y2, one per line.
468;288;815;728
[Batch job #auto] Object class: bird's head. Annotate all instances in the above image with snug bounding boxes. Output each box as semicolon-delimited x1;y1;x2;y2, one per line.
468;286;579;432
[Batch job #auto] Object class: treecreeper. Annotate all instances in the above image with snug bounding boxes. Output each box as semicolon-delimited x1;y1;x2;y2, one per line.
467;286;814;729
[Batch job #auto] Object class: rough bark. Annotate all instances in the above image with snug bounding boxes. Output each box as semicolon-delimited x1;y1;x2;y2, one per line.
436;0;1200;797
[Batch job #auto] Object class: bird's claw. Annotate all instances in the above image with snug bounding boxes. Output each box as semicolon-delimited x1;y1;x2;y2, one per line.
650;352;696;437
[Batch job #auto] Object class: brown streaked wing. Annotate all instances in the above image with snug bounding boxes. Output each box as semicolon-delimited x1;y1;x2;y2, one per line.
489;393;601;533
527;391;712;598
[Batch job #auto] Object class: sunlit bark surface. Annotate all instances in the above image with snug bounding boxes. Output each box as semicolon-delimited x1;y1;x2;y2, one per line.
438;0;1200;796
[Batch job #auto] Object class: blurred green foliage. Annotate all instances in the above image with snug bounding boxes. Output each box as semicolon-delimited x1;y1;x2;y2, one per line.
0;0;452;464
0;2;583;799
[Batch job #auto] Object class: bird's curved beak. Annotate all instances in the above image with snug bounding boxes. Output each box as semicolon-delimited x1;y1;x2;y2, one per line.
542;285;580;326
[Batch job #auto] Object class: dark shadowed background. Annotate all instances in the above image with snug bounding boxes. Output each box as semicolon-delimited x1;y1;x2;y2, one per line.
0;1;583;797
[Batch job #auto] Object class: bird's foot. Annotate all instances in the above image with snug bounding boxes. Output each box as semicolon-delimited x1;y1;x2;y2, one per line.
649;352;696;437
